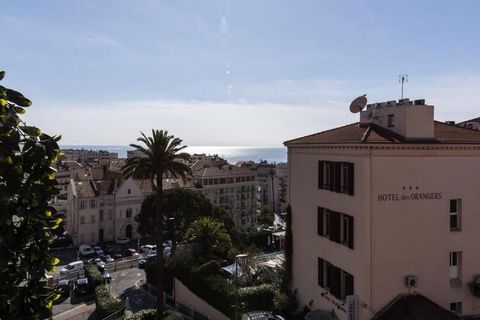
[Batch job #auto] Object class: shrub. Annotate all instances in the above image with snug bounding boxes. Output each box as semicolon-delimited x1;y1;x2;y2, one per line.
164;310;183;320
197;260;221;276
125;309;182;320
94;285;125;318
239;284;275;311
85;262;102;288
125;309;157;320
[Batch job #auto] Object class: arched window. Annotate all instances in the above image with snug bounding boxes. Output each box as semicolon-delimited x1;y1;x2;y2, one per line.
126;208;132;218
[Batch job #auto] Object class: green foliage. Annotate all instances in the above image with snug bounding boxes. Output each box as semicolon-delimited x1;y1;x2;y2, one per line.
284;205;293;291
125;309;157;320
94;285;125;318
164;310;183;320
238;284;275;312
258;205;274;226
125;309;183;320
0;71;62;319
85;263;102;288
184;217;232;258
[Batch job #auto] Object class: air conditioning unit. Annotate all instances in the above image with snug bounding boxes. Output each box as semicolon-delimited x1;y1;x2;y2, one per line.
405;275;417;288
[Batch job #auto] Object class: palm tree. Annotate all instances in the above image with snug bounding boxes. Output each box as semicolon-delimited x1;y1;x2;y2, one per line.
122;130;192;319
184;217;232;258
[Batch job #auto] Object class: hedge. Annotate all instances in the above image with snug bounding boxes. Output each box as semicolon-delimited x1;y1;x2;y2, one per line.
125;309;182;320
239;284;275;311
85;262;102;288
94;285;125;318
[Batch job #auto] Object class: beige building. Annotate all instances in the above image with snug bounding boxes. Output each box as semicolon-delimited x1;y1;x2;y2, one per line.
285;98;480;319
190;157;257;227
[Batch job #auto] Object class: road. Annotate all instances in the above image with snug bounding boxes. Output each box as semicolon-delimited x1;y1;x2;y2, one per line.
53;267;152;319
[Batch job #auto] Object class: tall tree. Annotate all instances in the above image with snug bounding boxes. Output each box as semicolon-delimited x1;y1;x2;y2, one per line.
184;217;232;258
122;130;191;319
0;71;62;319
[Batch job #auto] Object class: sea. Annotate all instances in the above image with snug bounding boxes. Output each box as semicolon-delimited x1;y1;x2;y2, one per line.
60;145;288;164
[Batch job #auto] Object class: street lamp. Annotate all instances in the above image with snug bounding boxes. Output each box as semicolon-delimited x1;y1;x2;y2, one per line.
235;253;248;320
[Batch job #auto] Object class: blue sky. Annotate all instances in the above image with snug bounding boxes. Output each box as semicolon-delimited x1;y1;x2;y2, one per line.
2;0;480;145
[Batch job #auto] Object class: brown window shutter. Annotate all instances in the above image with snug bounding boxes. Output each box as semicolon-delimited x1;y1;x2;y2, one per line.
317;207;324;236
334;162;341;193
347;162;355;195
330;211;341;243
329;265;341;299
318;161;324;189
345;271;354;297
318;258;324;287
327;161;335;191
348;215;354;249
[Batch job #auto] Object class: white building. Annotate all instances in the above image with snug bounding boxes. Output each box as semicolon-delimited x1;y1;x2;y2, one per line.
285;98;480;319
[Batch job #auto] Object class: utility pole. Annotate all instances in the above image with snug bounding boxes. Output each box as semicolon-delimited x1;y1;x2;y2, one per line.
399;74;408;99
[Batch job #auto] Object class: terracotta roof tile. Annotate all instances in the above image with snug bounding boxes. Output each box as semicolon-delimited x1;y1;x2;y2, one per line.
284;121;480;145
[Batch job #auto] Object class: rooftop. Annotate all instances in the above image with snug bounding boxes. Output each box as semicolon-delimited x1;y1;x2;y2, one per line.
284;121;480;146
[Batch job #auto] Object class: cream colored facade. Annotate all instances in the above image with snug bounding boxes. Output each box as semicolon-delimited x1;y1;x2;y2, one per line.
286;99;480;319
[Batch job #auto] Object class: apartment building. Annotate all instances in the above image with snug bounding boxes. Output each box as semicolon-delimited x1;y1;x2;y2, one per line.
61;148;118;164
285;98;480;319
190;158;257;227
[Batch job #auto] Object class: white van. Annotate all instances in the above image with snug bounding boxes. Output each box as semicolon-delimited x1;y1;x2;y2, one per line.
60;260;84;274
79;244;94;256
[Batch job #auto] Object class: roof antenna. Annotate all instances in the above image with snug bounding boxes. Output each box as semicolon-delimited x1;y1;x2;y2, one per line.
399;74;408;99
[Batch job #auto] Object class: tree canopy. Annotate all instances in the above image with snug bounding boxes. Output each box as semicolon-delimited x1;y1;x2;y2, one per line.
0;71;62;319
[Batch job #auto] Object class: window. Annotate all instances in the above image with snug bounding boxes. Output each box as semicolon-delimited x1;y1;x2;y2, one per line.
450;302;462;314
90;199;96;209
100;198;105;207
80;216;85;224
318;207;353;249
80;200;86;209
388;114;395;127
127;189;131;194
319;161;354;195
126;208;132;218
108;209;113;220
91;215;96;223
450;199;461;231
318;258;354;301
449;251;461;280
99;210;104;221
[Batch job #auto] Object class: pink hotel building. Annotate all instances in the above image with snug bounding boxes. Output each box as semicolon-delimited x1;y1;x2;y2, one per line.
285;99;480;319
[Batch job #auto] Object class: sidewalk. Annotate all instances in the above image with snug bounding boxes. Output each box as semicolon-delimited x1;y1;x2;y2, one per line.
53;302;96;320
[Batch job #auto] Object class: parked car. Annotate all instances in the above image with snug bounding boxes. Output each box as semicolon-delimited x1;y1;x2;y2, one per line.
94;258;106;272
116;237;130;244
125;248;138;257
138;253;157;269
140;244;156;254
79;244;95;256
57;279;73;297
93;246;104;255
60;260;84;274
75;278;91;296
104;244;116;254
242;311;285;320
112;253;124;260
100;254;114;263
102;271;112;284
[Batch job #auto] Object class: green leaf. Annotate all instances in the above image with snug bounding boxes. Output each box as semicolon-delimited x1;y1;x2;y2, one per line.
6;88;32;107
51;257;60;266
0;98;6;107
20;126;41;136
0;71;4;81
12;106;25;114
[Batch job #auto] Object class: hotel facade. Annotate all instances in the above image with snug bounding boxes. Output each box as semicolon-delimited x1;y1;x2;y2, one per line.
285;99;480;319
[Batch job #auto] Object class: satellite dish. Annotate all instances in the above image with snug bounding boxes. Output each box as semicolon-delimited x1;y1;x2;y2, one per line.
349;94;367;113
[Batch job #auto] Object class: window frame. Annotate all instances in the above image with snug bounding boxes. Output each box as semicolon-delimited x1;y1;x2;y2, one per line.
450;199;461;231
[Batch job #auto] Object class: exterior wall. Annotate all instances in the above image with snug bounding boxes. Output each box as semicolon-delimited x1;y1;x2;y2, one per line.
77;196;100;245
289;146;373;320
115;178;145;240
174;278;229;320
371;148;480;316
289;144;480;319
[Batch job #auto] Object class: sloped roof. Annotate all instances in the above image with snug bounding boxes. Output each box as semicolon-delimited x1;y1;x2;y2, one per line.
373;294;460;320
457;117;480;125
74;179;115;198
284;121;480;146
191;160;255;178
